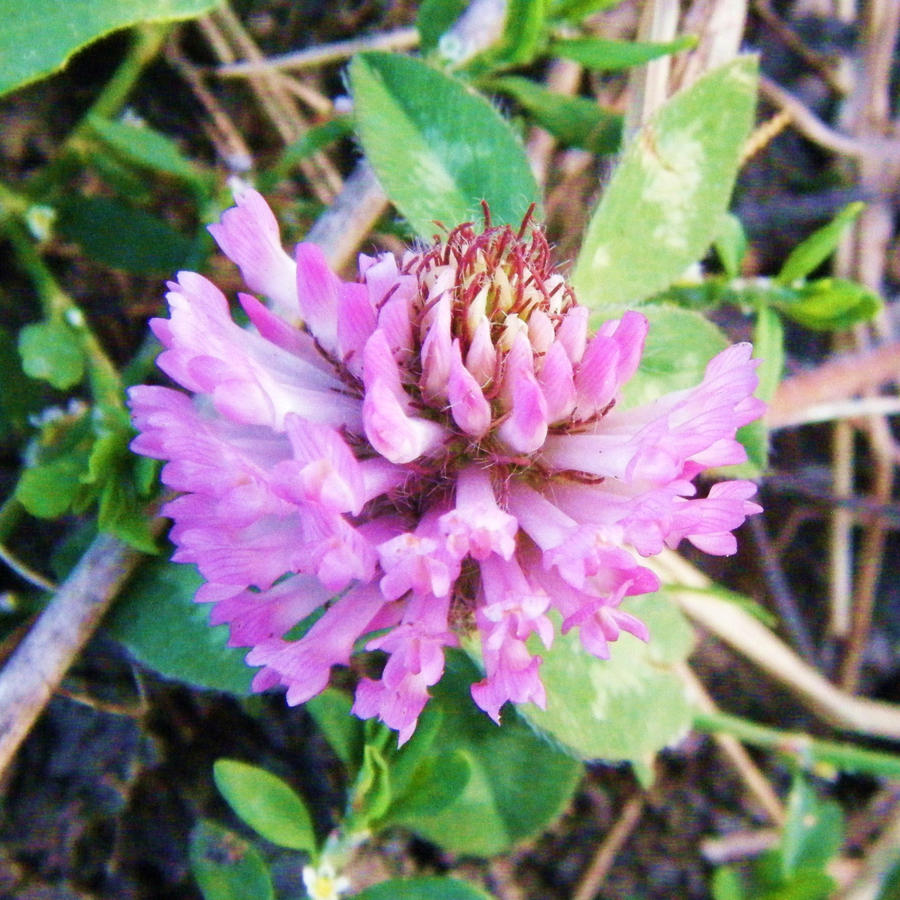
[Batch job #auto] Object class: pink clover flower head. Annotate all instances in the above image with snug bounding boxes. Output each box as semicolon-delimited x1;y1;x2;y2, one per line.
129;191;764;742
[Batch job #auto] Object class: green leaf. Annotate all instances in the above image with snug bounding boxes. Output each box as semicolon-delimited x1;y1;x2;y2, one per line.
213;759;317;854
524;593;694;764
380;749;471;822
877;859;900;900
349;52;540;239
56;195;195;275
16;455;87;518
549;34;697;71
96;473;158;552
105;558;254;694
777;202;864;284
780;775;844;879
355;876;494;900
0;0;221;96
773;277;882;331
715;213;748;279
392;652;581;857
81;411;159;552
466;0;546;71
189;820;274;900
547;0;624;23
18;319;85;389
489;75;622;154
14;406;96;518
0;327;51;439
573;57;758;309
272;117;353;178
357;743;394;824
730;304;781;475
619;304;730;408
87;114;205;185
712;866;747;900
305;689;365;770
417;0;468;55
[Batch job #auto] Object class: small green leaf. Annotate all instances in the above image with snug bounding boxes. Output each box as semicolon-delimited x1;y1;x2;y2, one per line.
547;0;623;23
728;304;781;476
777;202;864;284
356;744;394;824
393;652;581;857
0;0;222;96
752;304;784;405
18;319;85;389
876;859;900;900
87;114;205;185
213;759;317;854
105;559;254;694
466;0;546;71
380;750;472;823
380;701;444;791
489;75;622;154
349;52;540;239
16;455;87;518
0;327;50;439
272;117;353;178
96;475;158;553
305;688;365;770
355;876;494;900
549;34;697;71
773;277;882;331
781;775;844;879
56;195;195;275
712;866;747;900
189;820;274;900
524;594;695;763
715;213;748;279
573;57;758;309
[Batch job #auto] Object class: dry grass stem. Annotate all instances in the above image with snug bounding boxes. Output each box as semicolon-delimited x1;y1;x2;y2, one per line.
766;342;900;429
572;793;645;900
217;26;419;75
680;663;786;824
0;543;57;593
655;551;900;741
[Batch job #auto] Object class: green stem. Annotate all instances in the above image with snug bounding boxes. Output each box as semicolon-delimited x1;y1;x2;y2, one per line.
0;498;24;545
27;24;170;198
694;710;900;779
0;198;124;410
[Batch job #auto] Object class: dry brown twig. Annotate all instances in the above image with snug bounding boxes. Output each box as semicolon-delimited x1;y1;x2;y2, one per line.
216;26;419;75
826;0;900;686
572;793;645;900
205;4;343;203
679;663;786;824
656;551;900;741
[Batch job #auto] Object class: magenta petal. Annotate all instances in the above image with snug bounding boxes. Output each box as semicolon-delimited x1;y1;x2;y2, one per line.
295;242;340;354
131;192;766;745
363;379;448;464
336;282;376;376
497;334;548;453
448;340;492;437
539;340;576;423
208;188;298;320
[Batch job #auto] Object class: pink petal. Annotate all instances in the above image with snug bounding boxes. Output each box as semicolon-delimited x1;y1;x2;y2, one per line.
208;189;298;320
448;340;492;437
